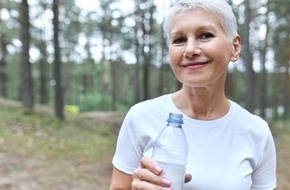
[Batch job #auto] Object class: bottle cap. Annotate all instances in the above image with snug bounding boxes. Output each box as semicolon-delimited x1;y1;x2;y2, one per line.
167;112;183;124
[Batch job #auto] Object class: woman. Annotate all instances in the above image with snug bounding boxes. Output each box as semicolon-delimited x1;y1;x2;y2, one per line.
110;0;277;189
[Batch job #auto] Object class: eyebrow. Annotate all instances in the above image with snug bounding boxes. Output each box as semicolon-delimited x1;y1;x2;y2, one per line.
170;24;218;37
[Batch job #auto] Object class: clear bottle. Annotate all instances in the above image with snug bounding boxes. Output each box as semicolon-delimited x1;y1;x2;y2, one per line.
152;112;188;190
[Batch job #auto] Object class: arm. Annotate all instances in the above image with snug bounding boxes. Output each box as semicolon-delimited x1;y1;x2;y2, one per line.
251;127;277;190
110;167;132;190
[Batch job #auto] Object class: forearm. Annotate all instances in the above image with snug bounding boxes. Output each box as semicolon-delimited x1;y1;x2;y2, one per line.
109;167;132;190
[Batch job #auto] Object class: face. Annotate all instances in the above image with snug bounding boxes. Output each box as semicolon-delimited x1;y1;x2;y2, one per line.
169;8;240;88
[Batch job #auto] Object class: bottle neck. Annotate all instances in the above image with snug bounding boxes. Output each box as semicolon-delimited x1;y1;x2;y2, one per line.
167;122;182;127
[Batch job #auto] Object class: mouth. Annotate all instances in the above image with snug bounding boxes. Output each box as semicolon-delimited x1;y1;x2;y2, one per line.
182;62;208;69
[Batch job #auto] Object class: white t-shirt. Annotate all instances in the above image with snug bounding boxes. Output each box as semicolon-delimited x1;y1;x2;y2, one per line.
112;94;276;190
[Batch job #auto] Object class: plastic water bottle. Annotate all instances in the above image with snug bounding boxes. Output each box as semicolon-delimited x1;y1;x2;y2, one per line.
152;112;188;190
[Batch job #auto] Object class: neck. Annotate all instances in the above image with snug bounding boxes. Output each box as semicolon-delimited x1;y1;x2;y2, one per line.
172;86;230;120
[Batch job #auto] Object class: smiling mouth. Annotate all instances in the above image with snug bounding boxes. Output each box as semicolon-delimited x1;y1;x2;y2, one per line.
183;62;208;69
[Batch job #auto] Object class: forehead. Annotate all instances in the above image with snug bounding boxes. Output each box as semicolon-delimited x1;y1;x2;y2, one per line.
170;8;223;32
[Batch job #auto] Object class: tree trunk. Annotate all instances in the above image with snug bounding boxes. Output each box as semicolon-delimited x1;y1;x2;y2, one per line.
110;60;117;111
39;1;49;104
53;0;64;119
0;34;8;98
39;36;49;104
134;21;141;103
108;33;117;111
259;1;270;118
283;41;290;120
158;25;166;96
99;35;106;98
141;9;149;100
20;0;34;109
83;42;94;94
242;0;254;113
141;1;155;100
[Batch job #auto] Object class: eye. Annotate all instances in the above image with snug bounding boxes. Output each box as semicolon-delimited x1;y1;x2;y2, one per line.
200;32;214;40
171;37;186;45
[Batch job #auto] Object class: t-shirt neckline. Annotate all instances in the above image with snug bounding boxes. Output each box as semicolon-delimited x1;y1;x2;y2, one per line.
167;93;235;128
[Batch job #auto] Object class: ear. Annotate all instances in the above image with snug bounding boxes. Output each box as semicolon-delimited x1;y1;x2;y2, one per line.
231;35;241;61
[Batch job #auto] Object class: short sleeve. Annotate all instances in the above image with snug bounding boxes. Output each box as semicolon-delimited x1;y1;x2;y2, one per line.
251;127;277;190
112;109;143;174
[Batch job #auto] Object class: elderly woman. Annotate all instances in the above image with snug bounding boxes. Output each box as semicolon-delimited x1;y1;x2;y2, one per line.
110;0;277;189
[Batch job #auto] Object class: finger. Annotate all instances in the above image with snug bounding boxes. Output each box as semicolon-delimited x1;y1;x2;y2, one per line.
132;177;169;190
185;174;192;183
140;156;162;175
132;167;170;187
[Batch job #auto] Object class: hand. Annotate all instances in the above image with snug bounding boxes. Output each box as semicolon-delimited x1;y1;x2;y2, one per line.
131;156;192;190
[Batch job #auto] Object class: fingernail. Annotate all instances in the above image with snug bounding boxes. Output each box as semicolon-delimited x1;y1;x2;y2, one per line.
154;165;162;174
162;188;171;190
162;178;171;187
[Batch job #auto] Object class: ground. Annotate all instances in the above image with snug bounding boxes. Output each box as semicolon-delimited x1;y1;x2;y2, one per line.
0;152;113;190
0;103;123;190
275;125;290;190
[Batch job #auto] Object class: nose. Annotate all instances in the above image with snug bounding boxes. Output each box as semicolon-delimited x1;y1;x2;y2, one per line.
184;39;202;57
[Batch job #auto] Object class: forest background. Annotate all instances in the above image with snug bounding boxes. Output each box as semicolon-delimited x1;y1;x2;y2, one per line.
0;0;290;189
0;0;289;120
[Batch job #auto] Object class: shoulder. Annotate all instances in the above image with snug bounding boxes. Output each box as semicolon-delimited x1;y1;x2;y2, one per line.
131;94;171;111
120;94;173;131
230;101;271;137
128;94;172;119
231;101;267;125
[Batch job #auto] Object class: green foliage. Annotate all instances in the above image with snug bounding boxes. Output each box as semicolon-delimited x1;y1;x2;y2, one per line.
0;0;289;120
79;93;112;112
77;92;129;112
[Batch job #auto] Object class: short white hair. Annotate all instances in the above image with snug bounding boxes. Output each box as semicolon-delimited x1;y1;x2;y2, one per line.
163;0;238;40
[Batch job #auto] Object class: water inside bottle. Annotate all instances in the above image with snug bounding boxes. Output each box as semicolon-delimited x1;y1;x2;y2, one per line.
159;161;185;190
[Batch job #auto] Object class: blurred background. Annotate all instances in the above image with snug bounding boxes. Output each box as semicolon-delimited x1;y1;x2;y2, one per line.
0;0;289;189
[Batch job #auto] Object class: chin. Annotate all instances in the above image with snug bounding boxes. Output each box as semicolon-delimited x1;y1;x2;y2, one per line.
181;79;211;87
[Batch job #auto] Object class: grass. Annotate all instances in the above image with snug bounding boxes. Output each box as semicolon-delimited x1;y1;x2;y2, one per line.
0;100;118;190
271;120;290;190
0;105;115;160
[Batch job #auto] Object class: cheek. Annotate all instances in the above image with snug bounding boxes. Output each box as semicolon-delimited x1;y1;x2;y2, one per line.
168;49;180;76
206;43;232;62
169;47;174;59
169;49;176;67
169;47;182;65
